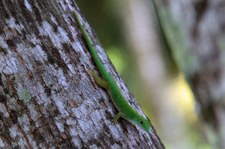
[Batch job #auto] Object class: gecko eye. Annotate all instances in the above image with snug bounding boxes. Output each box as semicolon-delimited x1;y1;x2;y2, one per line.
140;121;144;124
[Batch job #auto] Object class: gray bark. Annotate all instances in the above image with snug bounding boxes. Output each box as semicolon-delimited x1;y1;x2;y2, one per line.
154;0;225;148
0;0;164;148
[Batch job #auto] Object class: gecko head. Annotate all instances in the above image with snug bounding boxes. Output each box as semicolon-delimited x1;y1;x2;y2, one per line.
133;115;151;132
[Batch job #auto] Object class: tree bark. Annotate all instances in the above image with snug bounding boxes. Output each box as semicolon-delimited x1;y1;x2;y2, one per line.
0;0;164;148
154;0;225;148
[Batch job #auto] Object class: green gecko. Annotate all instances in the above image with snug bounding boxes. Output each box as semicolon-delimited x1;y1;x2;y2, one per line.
73;11;151;132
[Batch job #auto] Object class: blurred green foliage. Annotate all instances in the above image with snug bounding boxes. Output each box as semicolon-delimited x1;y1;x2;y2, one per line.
76;0;124;51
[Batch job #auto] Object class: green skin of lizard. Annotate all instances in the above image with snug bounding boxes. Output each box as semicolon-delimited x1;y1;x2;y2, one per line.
74;12;151;132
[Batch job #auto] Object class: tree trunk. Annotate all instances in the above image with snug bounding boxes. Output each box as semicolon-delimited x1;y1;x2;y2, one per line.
0;0;164;148
154;0;225;148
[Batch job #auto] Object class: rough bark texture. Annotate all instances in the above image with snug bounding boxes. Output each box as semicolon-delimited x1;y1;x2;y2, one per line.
155;0;225;148
0;0;164;148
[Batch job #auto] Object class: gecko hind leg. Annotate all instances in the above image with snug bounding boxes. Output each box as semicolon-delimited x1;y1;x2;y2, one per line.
112;112;125;124
90;70;109;89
